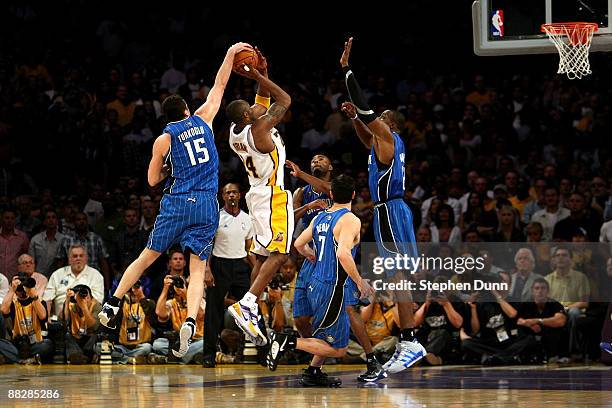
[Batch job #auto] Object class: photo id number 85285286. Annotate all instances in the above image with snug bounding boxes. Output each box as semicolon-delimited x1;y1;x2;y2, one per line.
7;389;61;399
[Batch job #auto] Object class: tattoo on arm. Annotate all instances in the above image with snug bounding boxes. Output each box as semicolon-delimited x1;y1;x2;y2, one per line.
265;103;287;123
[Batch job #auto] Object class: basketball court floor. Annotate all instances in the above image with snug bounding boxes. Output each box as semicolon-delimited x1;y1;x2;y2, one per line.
1;364;610;407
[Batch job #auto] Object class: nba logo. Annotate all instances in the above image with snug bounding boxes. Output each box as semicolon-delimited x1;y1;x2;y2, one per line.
491;10;504;37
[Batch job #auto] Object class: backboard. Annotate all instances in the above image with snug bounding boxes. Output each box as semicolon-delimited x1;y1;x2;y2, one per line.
472;0;612;55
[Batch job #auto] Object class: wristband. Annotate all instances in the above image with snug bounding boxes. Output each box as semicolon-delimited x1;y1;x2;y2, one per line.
255;94;271;109
538;318;544;325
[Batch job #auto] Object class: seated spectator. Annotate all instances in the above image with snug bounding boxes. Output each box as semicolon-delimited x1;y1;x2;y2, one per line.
106;280;155;364
15;196;41;238
0;273;8;304
152;275;204;364
61;284;102;364
0;275;53;364
414;287;464;365
494;204;525;242
545;246;590;355
416;226;432;242
346;293;399;363
16;254;47;298
523;177;547;225
54;212;111;289
28;209;65;277
531;186;570;242
516;278;567;362
508;248;543;302
461;281;535;365
43;244;105;319
150;248;187;300
554;192;602;242
0;208;30;280
460;192;498;241
430;204;462;247
110;207;148;275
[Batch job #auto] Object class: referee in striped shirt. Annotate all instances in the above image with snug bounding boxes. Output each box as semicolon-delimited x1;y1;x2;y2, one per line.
203;183;255;367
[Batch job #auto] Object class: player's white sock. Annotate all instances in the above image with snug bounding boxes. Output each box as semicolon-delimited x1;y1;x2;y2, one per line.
241;292;258;308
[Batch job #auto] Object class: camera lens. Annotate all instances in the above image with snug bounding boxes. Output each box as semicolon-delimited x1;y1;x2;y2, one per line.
172;276;184;289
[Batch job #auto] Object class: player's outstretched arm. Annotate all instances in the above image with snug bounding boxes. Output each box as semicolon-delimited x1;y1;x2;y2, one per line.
195;42;252;126
340;38;394;148
235;64;291;154
147;134;171;187
251;47;271;118
294;218;316;262
340;101;373;149
286;160;332;196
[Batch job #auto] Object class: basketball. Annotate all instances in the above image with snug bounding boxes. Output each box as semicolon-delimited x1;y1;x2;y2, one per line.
233;48;259;72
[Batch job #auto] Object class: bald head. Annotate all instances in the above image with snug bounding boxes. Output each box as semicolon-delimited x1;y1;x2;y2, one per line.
226;100;251;125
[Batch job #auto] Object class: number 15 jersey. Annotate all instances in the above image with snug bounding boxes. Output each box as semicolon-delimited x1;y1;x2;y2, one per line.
164;115;219;195
229;123;286;189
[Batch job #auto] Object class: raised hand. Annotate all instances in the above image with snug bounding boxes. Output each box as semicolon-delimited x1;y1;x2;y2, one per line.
340;37;353;67
254;47;268;75
341;101;357;119
285;160;302;177
236;63;261;80
228;42;253;55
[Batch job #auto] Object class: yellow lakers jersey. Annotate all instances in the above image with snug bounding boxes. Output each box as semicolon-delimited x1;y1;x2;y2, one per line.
229;123;286;188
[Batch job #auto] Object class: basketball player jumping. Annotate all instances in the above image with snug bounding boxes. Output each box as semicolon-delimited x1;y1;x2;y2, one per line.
225;52;293;346
98;42;252;358
266;175;374;387
288;156;387;382
339;37;427;374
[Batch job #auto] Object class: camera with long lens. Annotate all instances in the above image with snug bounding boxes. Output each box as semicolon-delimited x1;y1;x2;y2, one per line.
171;276;185;289
69;287;89;303
268;274;289;291
16;272;36;293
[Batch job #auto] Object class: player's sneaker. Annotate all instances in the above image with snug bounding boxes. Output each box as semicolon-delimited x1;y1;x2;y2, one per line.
98;303;119;329
299;370;342;387
229;301;267;346
266;331;291;371
172;321;195;358
357;356;387;382
601;342;612;355
382;340;426;374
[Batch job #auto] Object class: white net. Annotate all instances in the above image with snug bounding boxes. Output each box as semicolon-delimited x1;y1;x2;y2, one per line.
542;23;598;80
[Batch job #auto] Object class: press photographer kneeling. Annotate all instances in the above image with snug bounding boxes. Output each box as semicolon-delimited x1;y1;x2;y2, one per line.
61;284;102;364
0;273;53;364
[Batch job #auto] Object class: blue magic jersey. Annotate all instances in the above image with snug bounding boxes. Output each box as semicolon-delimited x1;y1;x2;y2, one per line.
368;132;406;203
301;184;332;226
163;115;219;195
312;208;357;285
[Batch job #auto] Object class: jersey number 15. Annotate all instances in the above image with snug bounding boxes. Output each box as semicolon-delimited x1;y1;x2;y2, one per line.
184;137;209;166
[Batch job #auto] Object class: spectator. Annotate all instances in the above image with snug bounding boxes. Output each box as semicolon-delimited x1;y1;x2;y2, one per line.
152;275;204;364
14;196;41;238
61;284;102;364
429;204;461;246
460;192;498;241
0;208;30;280
0;275;53;365
55;212;111;289
494;204;525;242
516;278;567;362
139;199;158;232
44;244;105;318
508;248;543;302
531;186;570;242
110;208;148;274
150;248;187;300
106;85;136;127
28;210;66;277
204;183;254;367
545;246;590;355
421;177;462;223
15;254;47;298
523;177;547;224
0;273;8;304
553;192;602;242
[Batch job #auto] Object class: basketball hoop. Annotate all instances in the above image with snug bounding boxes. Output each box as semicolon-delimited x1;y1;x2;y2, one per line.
541;22;598;80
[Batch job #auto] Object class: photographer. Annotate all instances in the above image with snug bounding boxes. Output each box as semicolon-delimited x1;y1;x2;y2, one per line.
461;279;536;365
259;275;291;333
61;284;102;364
152;275;204;364
0;275;53;364
414;287;464;365
107;280;156;364
15;254;47;298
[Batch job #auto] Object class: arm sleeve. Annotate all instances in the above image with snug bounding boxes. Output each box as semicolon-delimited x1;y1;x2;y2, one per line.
343;66;377;124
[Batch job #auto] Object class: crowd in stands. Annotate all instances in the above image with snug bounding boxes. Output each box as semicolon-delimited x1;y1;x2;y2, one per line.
0;2;611;366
